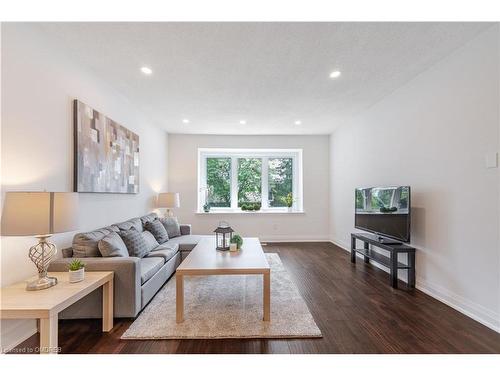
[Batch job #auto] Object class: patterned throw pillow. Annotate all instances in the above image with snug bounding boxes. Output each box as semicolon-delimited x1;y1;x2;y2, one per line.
160;217;181;238
144;219;169;244
119;228;150;258
141;230;159;252
98;231;129;257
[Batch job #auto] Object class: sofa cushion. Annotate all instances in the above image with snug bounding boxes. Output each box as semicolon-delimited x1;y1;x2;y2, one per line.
144;219;169;244
164;235;205;251
115;218;143;232
119;228;150;258
104;225;120;233
139;257;164;284
146;247;178;263
141;230;159;252
160;217;181;238
98;231;129;257
140;212;158;226
153;242;180;253
73;228;112;257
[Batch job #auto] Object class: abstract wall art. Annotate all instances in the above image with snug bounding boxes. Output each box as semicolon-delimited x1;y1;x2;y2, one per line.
74;100;140;193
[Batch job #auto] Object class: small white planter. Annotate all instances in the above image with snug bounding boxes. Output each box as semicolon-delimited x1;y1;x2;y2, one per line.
287;207;293;213
69;268;85;283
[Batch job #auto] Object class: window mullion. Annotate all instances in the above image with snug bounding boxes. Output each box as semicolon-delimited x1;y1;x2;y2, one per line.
261;157;269;210
200;156;207;211
230;157;238;210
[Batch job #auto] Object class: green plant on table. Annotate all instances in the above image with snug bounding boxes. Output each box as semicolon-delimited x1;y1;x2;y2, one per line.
68;259;85;271
230;234;243;249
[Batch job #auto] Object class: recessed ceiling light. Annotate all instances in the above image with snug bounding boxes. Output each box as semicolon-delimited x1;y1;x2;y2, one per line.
239;120;247;125
329;70;341;79
140;66;153;75
182;119;190;124
294;120;302;125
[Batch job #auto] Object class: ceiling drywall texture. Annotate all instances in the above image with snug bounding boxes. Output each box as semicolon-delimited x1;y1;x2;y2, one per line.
33;22;492;134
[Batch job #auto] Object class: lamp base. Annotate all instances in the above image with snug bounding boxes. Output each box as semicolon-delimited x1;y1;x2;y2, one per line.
26;275;58;291
26;235;58;291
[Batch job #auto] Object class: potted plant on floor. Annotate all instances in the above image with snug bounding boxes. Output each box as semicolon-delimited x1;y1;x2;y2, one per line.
68;259;85;283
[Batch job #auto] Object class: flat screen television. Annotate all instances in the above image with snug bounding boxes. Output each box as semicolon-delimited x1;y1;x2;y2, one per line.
355;186;411;243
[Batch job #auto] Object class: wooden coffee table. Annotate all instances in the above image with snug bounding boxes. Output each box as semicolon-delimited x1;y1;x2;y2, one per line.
176;237;270;323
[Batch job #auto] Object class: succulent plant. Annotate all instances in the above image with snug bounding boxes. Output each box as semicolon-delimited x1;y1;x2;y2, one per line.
68;259;85;271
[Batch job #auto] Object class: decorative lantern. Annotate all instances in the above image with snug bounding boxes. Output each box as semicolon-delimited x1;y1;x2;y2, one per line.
214;221;234;251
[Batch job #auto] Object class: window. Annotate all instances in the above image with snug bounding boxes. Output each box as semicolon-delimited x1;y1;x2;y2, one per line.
198;149;303;212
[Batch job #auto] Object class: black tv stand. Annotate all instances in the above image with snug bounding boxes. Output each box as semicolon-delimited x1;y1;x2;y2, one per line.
361;233;402;245
350;232;415;289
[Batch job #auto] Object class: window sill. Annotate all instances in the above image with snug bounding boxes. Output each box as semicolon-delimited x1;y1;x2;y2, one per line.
195;210;305;215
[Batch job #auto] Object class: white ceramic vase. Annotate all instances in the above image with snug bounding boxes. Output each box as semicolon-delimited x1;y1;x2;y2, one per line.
69;268;85;283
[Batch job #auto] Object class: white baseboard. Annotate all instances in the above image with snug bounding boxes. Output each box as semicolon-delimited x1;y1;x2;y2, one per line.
260;234;330;243
330;238;500;333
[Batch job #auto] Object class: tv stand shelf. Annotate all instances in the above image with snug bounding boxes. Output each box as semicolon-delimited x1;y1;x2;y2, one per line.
352;248;410;269
351;233;416;289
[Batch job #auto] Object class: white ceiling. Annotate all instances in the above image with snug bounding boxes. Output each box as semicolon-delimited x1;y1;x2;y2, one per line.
36;22;491;135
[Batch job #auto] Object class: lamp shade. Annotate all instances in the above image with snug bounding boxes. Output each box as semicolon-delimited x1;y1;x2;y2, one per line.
1;192;79;236
157;192;180;208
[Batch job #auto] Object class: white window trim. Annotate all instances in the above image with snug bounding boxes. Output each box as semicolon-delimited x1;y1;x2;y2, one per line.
197;148;303;213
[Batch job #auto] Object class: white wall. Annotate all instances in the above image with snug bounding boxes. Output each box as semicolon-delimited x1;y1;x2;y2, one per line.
0;24;169;350
329;26;500;331
168;134;330;241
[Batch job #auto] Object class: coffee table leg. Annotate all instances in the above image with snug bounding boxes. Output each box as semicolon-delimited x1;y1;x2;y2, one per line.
176;273;184;323
39;313;58;354
102;278;114;332
263;271;271;321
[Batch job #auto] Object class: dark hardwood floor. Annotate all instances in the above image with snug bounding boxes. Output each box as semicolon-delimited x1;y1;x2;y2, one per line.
13;242;500;354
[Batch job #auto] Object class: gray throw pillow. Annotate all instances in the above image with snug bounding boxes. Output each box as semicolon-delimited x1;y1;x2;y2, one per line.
142;230;159;252
73;228;112;257
119;228;150;258
98;231;129;257
144;219;169;244
160;217;181;238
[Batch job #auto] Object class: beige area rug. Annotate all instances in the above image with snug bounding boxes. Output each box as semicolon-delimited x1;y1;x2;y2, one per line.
121;253;322;339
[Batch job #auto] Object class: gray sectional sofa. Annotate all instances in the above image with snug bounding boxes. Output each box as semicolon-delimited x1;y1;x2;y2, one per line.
48;213;205;319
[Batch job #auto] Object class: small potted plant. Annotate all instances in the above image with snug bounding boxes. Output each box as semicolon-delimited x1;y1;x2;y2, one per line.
283;192;294;212
230;234;243;251
203;202;211;213
68;259;85;283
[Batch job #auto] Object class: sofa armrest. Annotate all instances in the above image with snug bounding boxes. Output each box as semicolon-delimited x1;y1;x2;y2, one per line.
48;257;142;317
180;224;191;235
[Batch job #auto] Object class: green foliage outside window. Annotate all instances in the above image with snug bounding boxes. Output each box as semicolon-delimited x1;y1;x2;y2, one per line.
238;158;262;207
205;156;294;210
268;158;293;207
206;158;231;207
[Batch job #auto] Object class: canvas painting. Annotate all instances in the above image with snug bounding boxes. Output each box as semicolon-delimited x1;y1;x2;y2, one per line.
74;100;140;193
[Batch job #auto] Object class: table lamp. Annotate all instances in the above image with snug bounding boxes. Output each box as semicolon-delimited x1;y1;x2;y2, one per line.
1;192;79;291
157;192;180;217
